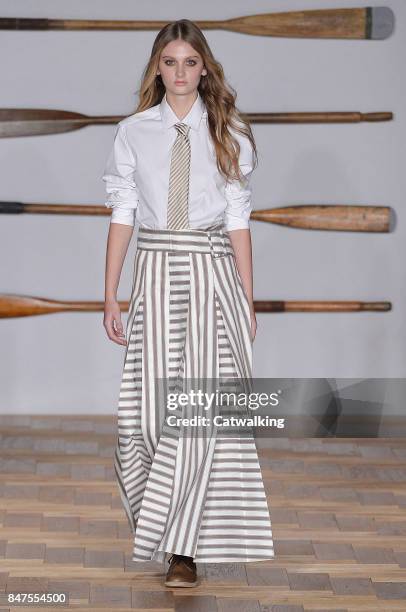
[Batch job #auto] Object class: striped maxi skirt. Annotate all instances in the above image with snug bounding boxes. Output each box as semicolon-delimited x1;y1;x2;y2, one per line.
114;222;274;564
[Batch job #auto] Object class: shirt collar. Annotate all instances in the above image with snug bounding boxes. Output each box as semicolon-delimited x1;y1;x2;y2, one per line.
159;91;206;132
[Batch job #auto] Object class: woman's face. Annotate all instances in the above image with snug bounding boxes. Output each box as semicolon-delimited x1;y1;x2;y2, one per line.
158;39;207;97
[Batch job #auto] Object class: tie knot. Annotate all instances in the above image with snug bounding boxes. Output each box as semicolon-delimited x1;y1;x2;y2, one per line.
175;122;190;137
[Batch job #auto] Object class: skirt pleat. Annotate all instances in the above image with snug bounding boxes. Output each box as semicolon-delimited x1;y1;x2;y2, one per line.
114;225;274;563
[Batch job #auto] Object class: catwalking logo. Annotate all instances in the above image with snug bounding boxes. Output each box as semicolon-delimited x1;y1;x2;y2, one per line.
166;413;286;429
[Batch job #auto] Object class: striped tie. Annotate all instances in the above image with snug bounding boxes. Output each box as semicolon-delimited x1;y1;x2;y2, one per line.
167;122;191;230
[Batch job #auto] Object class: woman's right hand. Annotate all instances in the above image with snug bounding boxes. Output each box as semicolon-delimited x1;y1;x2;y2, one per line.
104;298;127;346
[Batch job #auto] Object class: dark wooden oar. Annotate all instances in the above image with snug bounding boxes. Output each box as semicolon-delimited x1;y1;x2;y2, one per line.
0;294;391;318
0;108;393;138
0;202;392;233
0;7;394;39
254;300;391;313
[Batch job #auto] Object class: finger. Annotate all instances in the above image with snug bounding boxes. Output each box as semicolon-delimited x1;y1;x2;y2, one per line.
114;337;127;345
113;319;126;338
107;331;127;345
104;319;126;344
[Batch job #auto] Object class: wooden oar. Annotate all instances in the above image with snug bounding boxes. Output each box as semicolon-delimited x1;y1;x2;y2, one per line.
0;7;394;39
0;108;393;139
250;205;393;233
0;294;391;318
0;202;392;233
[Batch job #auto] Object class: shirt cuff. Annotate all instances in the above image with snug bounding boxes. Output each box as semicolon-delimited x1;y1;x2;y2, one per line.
109;208;136;226
224;219;251;232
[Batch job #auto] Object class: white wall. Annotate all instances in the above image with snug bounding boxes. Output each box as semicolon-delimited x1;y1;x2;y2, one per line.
0;0;405;415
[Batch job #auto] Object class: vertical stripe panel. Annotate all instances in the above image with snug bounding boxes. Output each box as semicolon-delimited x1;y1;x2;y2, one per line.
114;227;274;564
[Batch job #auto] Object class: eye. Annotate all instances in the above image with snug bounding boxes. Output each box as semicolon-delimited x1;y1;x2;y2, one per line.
163;59;198;66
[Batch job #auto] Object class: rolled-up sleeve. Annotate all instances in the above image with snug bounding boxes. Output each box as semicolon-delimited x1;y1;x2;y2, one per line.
102;123;139;226
223;130;255;232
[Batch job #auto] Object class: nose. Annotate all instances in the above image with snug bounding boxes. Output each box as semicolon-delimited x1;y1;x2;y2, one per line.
175;64;186;78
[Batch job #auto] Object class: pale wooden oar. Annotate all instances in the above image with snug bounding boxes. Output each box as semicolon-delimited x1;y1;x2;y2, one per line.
0;7;394;39
0;294;391;318
250;205;394;233
0;202;392;233
0;108;393;139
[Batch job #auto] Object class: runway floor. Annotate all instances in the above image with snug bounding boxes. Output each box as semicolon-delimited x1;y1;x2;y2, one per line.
0;415;405;611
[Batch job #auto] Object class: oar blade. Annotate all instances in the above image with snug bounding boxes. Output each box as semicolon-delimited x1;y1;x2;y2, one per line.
226;7;394;39
0;108;91;137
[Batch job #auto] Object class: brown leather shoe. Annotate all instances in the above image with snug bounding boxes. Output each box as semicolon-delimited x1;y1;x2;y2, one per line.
164;553;198;587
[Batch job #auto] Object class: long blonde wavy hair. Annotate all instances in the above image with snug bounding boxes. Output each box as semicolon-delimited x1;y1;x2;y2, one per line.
134;19;258;184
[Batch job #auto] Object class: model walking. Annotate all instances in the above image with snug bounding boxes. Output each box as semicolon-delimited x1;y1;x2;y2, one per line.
102;19;274;588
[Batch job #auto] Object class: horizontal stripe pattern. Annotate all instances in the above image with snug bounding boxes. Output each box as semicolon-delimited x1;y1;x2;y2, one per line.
114;225;274;563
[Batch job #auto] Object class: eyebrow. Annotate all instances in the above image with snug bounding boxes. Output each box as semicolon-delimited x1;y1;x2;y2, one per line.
162;55;200;59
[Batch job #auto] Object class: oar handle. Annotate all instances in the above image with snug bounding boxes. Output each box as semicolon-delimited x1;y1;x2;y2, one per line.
0;201;23;213
0;17;221;31
0;18;49;30
0;202;108;216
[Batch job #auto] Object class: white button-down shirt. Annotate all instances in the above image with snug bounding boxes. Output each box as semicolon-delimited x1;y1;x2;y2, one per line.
101;91;255;232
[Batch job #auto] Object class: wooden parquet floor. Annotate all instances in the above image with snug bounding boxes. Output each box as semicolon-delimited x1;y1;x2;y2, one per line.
0;415;405;611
